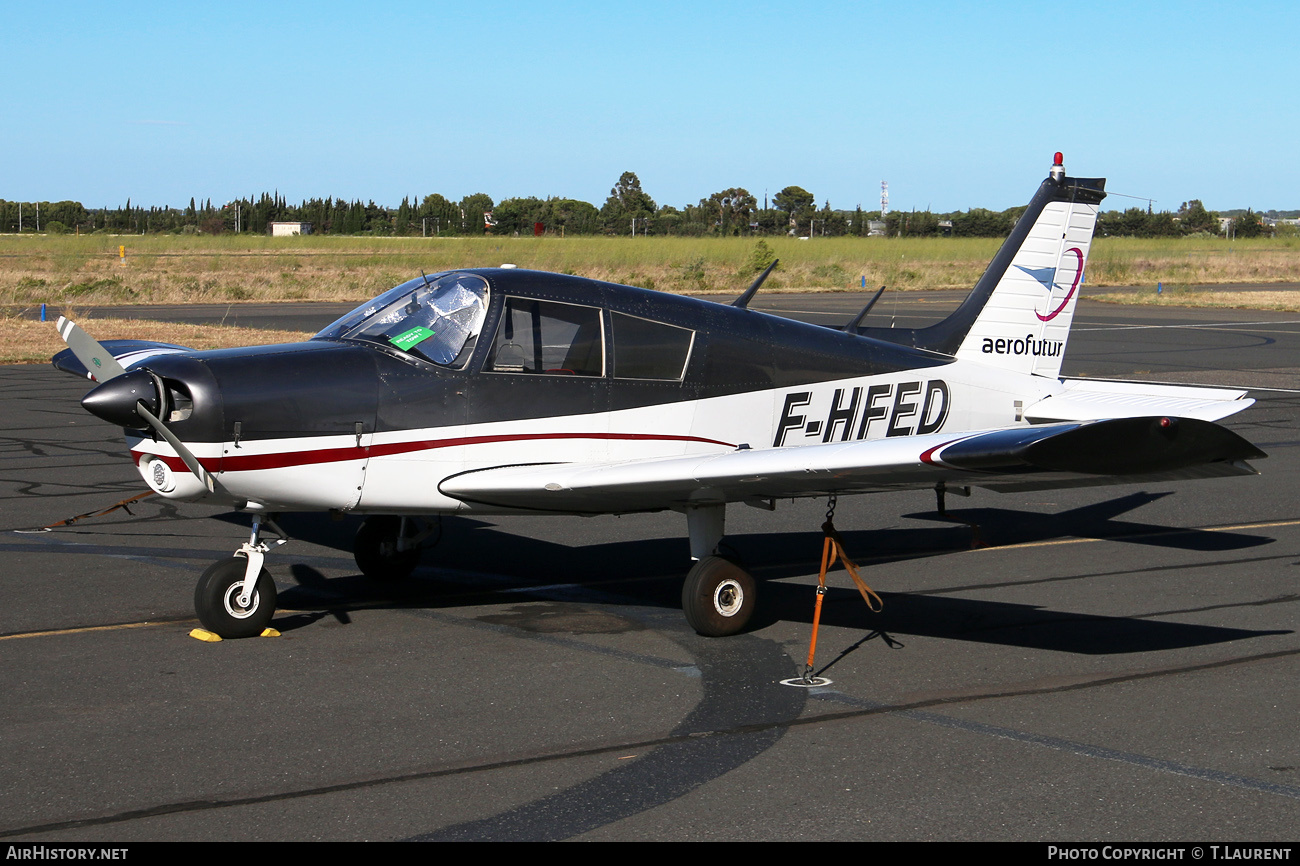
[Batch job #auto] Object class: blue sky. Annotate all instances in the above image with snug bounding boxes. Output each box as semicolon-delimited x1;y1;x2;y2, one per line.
4;1;1296;213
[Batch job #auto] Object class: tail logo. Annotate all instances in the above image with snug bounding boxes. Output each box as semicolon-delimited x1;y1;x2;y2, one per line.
1016;247;1084;322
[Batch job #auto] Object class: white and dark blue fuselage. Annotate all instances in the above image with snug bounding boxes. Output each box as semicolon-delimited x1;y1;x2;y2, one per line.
110;273;1032;514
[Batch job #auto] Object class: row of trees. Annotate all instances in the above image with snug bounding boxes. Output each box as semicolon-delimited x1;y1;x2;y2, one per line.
0;174;1277;239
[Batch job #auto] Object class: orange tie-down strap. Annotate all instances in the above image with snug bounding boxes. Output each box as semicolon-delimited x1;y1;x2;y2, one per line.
39;491;155;529
818;519;883;612
803;519;884;677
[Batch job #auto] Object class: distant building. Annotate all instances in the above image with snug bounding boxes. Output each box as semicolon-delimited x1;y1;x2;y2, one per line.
867;220;887;237
270;221;312;237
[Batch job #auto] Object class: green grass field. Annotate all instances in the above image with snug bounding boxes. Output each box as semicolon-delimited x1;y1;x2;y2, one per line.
1;233;1297;309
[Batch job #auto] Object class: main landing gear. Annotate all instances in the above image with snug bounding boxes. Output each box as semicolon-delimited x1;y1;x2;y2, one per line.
682;555;756;636
353;515;437;580
193;514;287;639
680;504;757;637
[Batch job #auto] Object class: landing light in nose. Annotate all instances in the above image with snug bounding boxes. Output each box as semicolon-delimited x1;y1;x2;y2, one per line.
145;456;177;493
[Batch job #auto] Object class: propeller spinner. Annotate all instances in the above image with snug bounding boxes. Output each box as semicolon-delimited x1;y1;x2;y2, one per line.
58;318;219;494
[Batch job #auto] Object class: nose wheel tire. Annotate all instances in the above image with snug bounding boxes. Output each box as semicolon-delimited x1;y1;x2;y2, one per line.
194;556;277;639
682;555;756;637
354;516;420;580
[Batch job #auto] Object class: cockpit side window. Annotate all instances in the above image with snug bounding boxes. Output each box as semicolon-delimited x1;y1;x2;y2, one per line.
611;312;694;380
486;297;604;376
324;273;489;368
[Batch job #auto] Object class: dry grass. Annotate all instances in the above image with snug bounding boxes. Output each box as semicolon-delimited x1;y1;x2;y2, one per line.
0;234;1002;303
4;317;312;365
3;234;1296;310
1092;289;1300;311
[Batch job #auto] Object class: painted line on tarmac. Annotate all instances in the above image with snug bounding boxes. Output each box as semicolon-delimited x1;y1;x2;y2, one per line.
0;618;194;641
751;306;844;317
1074;319;1300;332
0;610;332;642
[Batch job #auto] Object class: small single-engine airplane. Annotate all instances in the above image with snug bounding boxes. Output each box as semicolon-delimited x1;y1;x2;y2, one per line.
54;154;1265;639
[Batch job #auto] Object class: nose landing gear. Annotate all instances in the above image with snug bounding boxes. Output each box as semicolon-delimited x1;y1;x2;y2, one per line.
193;514;287;639
194;557;277;638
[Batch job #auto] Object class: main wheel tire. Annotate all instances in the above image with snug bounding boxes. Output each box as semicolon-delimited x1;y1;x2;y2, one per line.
194;556;277;639
681;555;756;637
354;516;420;580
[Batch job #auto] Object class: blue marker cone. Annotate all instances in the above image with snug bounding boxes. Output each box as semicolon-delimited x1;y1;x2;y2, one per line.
1158;282;1163;295
40;303;46;322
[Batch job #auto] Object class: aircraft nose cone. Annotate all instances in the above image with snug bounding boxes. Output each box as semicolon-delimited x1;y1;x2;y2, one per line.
81;369;158;428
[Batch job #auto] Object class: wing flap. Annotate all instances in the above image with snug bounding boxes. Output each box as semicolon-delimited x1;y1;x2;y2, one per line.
439;417;1265;513
1026;378;1253;423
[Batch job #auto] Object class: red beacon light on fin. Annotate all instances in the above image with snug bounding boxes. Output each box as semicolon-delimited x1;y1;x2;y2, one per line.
1050;152;1065;182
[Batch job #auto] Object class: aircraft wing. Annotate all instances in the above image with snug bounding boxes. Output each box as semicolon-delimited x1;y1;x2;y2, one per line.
1026;379;1253;423
439;416;1265;513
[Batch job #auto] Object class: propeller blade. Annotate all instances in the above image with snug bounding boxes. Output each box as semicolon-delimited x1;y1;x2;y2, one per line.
56;317;127;382
134;400;218;494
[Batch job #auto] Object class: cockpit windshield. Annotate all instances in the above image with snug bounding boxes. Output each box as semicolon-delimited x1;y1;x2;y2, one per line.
314;273;489;368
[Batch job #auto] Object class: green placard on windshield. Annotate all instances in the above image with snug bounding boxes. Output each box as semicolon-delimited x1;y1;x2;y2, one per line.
389;326;434;351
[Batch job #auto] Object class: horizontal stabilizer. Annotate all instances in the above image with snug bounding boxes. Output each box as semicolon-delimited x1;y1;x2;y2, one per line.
439;416;1264;514
1025;379;1254;423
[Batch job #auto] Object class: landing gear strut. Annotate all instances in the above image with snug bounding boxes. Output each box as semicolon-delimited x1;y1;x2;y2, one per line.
194;514;286;638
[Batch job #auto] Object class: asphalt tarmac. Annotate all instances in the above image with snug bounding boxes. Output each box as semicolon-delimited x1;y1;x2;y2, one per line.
3;293;1300;841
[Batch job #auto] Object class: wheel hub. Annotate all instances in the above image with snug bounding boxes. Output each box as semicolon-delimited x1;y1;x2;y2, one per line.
712;579;744;617
222;583;259;619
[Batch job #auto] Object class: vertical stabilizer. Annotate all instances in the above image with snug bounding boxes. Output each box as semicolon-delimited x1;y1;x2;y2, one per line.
853;155;1106;378
954;155;1104;378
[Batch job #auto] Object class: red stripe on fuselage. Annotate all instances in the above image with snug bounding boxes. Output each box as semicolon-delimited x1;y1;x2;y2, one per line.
136;431;737;473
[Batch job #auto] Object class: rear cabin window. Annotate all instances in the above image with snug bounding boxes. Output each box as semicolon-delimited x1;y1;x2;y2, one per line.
486;297;604;376
611;313;694;380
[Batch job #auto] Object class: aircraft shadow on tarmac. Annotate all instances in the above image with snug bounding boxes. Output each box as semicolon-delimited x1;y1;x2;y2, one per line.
235;489;1289;656
902;490;1271;552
